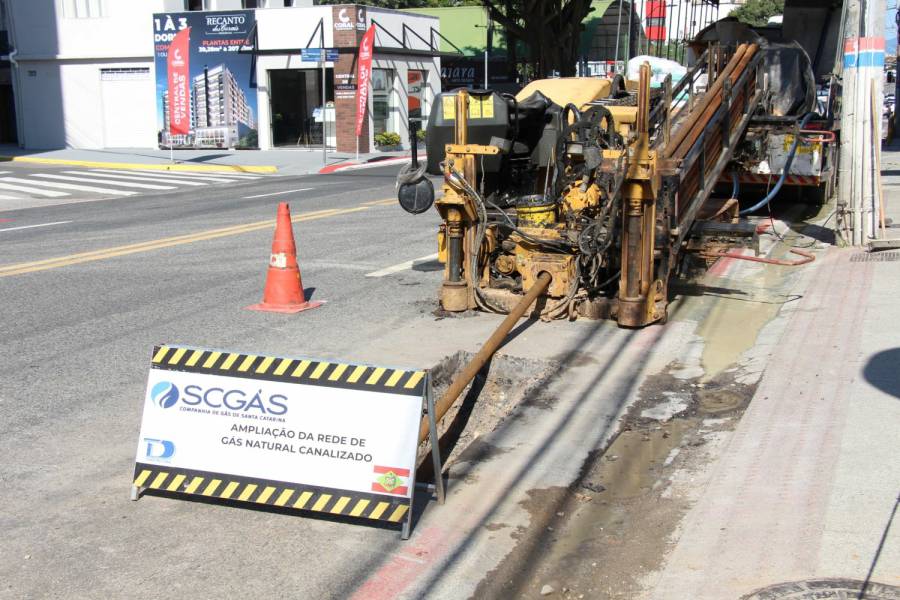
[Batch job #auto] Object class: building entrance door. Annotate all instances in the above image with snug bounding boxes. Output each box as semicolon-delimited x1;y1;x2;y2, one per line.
269;68;334;147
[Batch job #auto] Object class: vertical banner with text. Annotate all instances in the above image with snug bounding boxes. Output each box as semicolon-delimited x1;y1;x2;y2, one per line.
167;28;191;137
355;25;376;138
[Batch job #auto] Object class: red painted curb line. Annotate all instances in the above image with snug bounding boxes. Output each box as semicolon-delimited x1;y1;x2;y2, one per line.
318;154;425;175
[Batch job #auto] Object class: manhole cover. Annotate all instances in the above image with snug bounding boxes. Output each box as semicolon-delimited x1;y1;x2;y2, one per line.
851;252;900;262
741;578;900;600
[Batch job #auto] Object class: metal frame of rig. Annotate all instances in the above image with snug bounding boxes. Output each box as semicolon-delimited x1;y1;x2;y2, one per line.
398;43;767;328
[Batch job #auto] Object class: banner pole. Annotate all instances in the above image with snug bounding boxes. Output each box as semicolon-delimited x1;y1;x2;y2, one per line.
322;59;327;165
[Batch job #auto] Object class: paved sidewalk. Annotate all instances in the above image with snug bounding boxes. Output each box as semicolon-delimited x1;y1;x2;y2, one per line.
643;148;900;598
0;145;414;176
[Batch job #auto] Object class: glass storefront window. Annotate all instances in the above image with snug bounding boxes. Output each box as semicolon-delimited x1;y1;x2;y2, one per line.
372;68;394;135
269;68;334;147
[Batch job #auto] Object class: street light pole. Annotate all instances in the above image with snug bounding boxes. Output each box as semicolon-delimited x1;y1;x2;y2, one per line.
476;21;494;89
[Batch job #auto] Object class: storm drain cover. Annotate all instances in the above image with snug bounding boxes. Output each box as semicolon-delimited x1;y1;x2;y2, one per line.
741;578;900;599
851;252;900;262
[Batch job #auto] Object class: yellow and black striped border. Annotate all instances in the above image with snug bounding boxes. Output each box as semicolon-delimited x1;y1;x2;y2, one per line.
133;463;410;523
150;345;426;397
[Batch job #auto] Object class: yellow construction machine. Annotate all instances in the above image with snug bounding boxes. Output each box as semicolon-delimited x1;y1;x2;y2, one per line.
397;44;765;327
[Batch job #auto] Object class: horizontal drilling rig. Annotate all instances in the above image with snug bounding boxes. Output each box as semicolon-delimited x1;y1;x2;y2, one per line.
397;43;768;327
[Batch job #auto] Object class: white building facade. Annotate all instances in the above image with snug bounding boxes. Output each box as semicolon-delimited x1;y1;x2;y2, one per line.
5;0;441;152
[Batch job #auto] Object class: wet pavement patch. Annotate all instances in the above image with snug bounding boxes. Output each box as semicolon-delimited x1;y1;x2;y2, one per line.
471;359;760;599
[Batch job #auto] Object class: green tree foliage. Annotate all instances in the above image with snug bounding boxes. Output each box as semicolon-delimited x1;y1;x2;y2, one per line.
483;0;595;77
730;0;785;27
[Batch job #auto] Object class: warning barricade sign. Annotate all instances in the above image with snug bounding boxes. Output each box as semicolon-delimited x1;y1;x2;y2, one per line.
131;345;437;537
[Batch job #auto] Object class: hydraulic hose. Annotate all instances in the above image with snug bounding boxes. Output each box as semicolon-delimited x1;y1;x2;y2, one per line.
739;113;817;215
730;171;740;199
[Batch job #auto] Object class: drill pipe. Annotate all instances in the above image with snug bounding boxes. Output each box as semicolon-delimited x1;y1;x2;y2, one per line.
664;43;751;159
418;271;553;444
670;44;758;161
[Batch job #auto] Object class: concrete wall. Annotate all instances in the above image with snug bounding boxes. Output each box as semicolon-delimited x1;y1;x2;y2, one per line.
15;59;156;149
7;0;164;148
255;6;333;50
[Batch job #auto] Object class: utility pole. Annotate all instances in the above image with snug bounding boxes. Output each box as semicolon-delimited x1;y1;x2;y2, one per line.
894;7;900;132
838;0;886;244
476;21;494;89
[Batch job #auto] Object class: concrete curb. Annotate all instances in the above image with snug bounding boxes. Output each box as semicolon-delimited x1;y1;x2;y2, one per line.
318;155;420;174
0;155;278;174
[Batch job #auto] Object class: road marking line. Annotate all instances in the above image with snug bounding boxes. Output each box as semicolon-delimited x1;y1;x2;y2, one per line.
122;169;260;182
0;208;343;272
127;169;263;180
361;198;395;206
0;220;72;233
81;170;209;186
34;174;176;190
0;209;344;275
0;195;22;200
0;182;70;197
243;187;314;199
89;169;238;183
0;156;276;173
365;253;439;277
0;177;135;196
0;206;368;277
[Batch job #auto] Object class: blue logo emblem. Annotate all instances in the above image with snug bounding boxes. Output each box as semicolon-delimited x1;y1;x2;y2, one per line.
144;438;176;460
151;381;179;409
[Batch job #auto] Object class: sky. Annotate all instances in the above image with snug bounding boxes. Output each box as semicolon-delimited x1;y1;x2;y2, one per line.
889;4;897;53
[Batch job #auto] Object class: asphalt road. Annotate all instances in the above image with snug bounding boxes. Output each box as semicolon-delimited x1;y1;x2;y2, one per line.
0;163;450;597
0;162;810;599
0;163;280;211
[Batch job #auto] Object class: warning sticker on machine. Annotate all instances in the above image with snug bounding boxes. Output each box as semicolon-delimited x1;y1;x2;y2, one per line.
442;95;456;120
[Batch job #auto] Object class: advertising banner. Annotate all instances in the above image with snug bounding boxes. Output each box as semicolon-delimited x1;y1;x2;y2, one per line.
167;28;190;136
132;345;426;527
153;10;258;149
355;25;376;137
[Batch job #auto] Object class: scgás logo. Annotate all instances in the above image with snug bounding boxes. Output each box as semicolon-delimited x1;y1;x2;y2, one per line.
183;384;288;415
151;380;288;416
151;381;179;409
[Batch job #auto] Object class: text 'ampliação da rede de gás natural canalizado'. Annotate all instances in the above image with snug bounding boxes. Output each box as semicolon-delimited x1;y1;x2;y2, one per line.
221;424;374;462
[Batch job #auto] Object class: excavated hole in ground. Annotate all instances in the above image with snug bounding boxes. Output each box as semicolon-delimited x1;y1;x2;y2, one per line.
415;350;560;483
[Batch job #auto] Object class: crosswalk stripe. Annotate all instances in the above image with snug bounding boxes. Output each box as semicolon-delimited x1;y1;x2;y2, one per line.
111;169;254;183
127;169;262;180
0;182;69;197
84;170;209;186
35;174;176;190
0;194;23;199
0;177;135;196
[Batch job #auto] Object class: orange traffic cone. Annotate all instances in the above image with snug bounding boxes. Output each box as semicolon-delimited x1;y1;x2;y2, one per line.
246;202;323;314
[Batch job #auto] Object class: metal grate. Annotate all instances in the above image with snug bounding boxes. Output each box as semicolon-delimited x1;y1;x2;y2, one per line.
850;252;900;262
